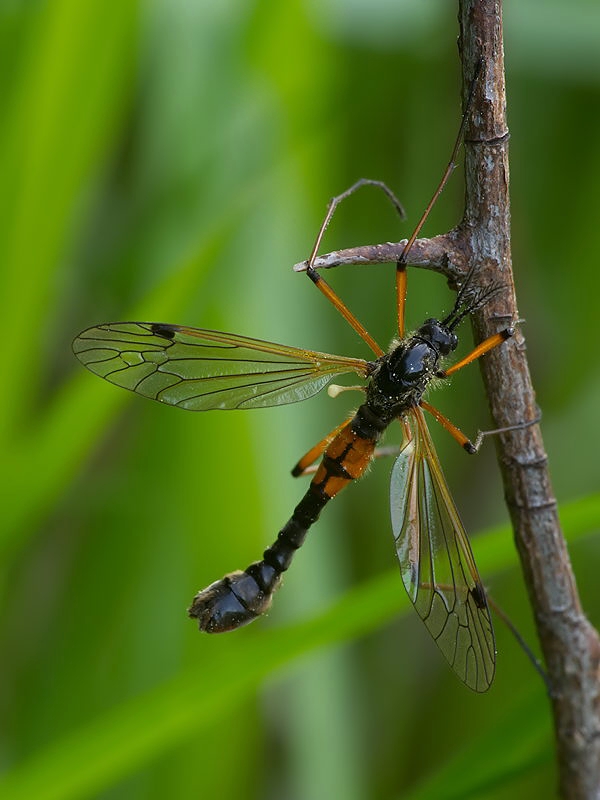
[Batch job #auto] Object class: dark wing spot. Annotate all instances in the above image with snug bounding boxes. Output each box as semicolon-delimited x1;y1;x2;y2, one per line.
151;323;177;340
470;583;487;609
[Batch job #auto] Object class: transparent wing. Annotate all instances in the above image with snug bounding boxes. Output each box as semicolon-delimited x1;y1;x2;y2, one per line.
390;407;495;692
73;322;370;411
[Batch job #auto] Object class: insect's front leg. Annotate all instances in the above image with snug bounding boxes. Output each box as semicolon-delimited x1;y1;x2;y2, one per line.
437;327;515;378
302;179;405;358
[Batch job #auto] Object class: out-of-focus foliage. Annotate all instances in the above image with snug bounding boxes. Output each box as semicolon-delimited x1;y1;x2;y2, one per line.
0;1;598;798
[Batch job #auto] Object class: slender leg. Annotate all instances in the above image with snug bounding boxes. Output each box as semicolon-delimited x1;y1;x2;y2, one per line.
395;61;483;336
295;410;413;478
291;417;352;477
298;445;402;476
396;263;408;338
438;328;514;378
484;594;551;691
305;267;384;357
421;399;541;454
308;179;406;265
470;413;542;452
292;384;369;476
305;180;405;358
420;400;477;453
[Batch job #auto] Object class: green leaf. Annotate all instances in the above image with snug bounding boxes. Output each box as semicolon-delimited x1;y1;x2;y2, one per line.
0;0;138;440
0;493;597;800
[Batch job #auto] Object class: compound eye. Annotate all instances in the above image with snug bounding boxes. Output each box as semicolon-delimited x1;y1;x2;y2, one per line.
418;321;436;338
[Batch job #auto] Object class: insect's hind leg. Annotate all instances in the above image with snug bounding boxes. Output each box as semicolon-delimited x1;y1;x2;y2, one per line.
420;401;478;453
296;444;402;476
304;180;406;358
291;417;353;477
420;400;541;455
293;413;405;478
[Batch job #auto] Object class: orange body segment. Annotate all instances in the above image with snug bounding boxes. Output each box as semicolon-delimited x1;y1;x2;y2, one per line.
312;424;376;498
292;417;352;476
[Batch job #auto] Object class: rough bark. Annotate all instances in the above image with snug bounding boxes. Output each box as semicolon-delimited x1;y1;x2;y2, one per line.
459;4;600;798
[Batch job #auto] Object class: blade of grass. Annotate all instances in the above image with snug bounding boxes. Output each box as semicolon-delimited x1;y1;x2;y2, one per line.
0;493;597;800
402;687;552;800
0;213;236;558
0;0;138;442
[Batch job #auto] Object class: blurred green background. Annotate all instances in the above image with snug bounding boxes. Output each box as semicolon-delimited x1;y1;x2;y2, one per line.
1;0;599;798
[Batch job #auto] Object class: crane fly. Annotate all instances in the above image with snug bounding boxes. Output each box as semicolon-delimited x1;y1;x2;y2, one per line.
73;81;515;693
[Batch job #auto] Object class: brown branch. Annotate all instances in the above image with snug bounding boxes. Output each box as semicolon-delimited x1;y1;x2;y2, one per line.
293;231;470;283
296;2;600;795
458;4;600;798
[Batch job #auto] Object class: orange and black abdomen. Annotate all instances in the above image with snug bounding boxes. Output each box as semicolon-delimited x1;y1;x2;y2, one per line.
188;403;385;633
312;407;381;499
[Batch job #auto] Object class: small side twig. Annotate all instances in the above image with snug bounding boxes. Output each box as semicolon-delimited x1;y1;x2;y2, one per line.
293;231;470;284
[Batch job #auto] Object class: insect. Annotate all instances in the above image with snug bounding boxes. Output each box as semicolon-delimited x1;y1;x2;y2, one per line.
73;88;515;693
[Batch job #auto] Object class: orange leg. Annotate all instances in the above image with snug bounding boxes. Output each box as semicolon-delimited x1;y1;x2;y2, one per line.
421;399;541;455
395;62;483;337
298;444;401;476
295;412;410;479
438;328;514;378
305;270;384;357
396;263;408;338
420;400;477;453
306;179;405;359
291;418;353;477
